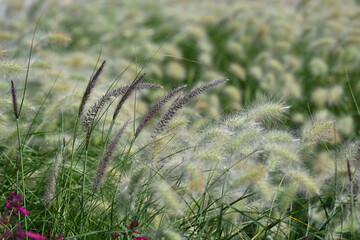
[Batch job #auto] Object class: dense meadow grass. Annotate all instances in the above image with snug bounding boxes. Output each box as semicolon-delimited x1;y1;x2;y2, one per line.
1;0;360;239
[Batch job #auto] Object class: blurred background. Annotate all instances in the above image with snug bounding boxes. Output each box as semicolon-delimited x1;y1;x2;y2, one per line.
1;0;360;141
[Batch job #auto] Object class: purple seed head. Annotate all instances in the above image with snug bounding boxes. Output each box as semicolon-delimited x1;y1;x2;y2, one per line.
78;60;106;118
82;82;162;128
134;85;186;139
85;127;91;150
112;73;146;121
347;158;352;183
11;80;18;119
153;78;228;136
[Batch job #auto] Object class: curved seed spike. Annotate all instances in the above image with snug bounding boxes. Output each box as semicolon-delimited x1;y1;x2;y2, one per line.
112;73;146;121
135;85;186;139
78;60;106;118
82;83;162;128
153;78;228;136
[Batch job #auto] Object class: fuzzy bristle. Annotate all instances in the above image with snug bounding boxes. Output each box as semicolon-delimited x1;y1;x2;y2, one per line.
44;143;63;206
82;82;162;128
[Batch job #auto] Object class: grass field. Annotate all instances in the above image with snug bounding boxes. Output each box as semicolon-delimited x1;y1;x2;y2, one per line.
1;0;360;239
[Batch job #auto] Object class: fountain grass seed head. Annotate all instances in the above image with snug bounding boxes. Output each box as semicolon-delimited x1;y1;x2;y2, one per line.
93;120;129;192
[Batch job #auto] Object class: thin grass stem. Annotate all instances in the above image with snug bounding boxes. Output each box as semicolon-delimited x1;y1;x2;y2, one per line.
16;118;27;233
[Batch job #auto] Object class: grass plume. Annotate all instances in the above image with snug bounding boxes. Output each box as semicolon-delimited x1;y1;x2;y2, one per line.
153;78;228;136
78;60;106;119
82;82;162;128
43;143;63;206
134;85;186;138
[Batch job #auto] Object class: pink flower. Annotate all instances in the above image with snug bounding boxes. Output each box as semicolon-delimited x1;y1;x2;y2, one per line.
8;191;15;199
125;220;141;234
126;220;139;230
132;237;149;240
23;232;47;240
7;225;48;240
1;192;45;240
17;205;30;216
116;220;148;240
5;193;30;216
112;232;120;238
56;233;66;240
